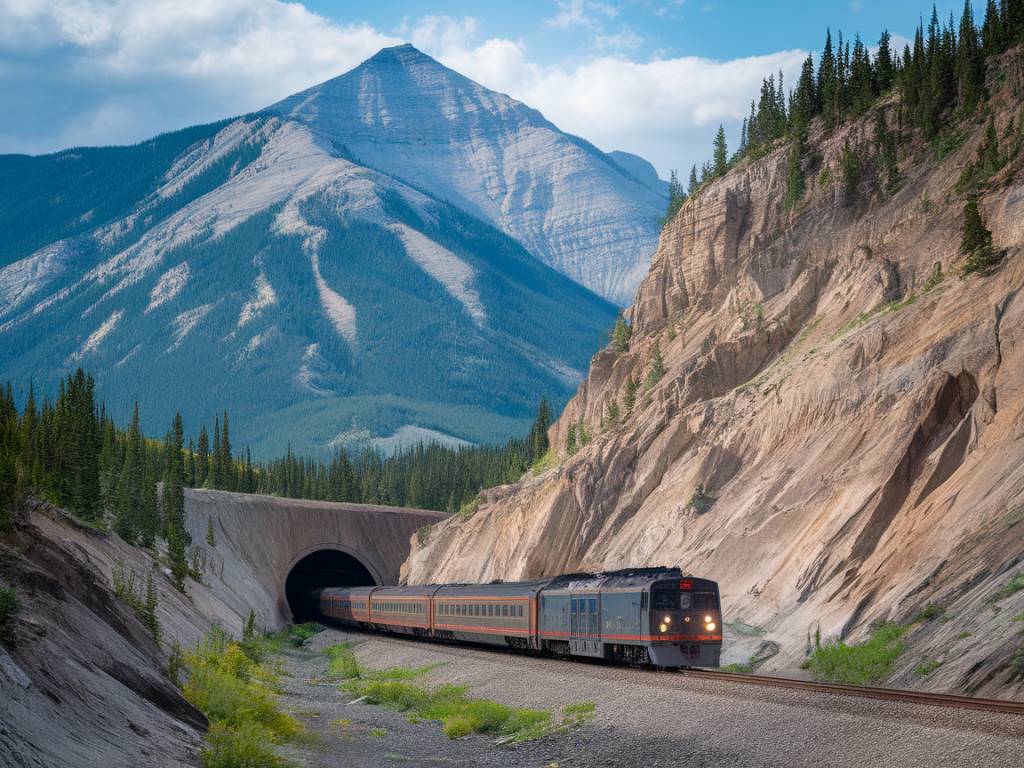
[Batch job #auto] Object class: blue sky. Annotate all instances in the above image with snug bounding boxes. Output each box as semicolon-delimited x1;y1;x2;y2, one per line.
0;1;980;178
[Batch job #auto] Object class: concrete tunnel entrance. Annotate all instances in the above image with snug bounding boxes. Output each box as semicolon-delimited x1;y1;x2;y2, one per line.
285;548;377;622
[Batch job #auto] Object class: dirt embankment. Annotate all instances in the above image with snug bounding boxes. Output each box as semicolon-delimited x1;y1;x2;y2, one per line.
0;501;208;768
405;49;1024;698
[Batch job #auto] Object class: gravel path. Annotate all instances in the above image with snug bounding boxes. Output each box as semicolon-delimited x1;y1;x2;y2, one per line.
273;627;1024;768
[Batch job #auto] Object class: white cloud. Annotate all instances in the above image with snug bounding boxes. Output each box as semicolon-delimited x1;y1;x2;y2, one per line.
0;0;807;177
543;0;618;30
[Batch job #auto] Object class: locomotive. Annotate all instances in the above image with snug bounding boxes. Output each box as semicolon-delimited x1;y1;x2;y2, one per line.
312;567;722;667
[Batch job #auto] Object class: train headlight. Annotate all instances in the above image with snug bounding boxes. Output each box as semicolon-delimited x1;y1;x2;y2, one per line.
663;616;672;624
706;622;716;631
659;622;669;633
704;615;713;623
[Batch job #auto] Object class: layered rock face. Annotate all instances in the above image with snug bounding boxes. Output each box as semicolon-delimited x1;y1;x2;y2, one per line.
405;50;1024;697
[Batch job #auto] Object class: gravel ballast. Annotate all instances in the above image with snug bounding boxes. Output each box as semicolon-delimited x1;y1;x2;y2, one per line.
272;627;1024;767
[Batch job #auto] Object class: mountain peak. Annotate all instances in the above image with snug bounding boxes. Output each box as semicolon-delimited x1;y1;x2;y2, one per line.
365;43;441;69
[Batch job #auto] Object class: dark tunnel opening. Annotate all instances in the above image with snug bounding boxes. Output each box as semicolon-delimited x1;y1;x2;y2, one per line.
285;549;377;622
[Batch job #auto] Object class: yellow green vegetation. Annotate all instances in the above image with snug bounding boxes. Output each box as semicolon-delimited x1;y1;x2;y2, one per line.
915;658;942;677
991;571;1024;605
830;294;917;342
182;627;303;768
327;643;594;741
801;623;906;685
1007;504;1024;528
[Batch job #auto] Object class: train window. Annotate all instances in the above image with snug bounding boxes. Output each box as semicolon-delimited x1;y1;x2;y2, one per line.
570;599;577;614
475;605;481;616
652;585;680;611
694;592;719;610
502;605;509;617
488;605;494;617
589;598;597;613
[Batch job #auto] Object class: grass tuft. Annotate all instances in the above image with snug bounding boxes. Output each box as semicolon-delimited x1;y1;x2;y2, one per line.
915;659;943;677
801;623;906;685
340;655;588;742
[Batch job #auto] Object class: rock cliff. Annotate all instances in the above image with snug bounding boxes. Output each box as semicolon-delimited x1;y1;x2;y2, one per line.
404;49;1024;697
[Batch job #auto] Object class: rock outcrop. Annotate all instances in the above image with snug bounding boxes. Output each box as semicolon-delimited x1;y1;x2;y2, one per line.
404;49;1024;697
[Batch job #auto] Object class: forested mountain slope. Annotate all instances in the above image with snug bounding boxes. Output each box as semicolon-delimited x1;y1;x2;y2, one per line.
405;34;1024;697
0;46;640;457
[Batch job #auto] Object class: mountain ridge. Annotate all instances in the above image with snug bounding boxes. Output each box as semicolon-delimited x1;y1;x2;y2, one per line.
0;43;668;456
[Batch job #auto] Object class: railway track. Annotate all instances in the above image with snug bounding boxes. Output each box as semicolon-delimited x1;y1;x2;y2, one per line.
681;668;1024;715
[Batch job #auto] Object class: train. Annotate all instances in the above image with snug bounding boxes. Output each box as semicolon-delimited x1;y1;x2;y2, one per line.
309;567;722;668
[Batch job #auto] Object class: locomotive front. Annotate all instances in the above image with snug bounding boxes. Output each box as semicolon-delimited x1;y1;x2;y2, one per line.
646;576;722;667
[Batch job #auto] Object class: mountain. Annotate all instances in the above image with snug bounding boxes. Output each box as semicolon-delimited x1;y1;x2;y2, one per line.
0;46;641;457
264;44;666;304
404;49;1024;698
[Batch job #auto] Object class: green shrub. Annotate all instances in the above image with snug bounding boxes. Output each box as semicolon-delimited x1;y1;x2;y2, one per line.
912;603;945;623
0;582;20;647
326;643;361;680
201;721;292;768
687;484;717;515
801;623;906;685
915;659;942;677
991;572;1024;604
183;628;301;768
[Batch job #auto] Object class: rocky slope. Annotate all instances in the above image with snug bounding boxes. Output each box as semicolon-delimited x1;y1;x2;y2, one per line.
0;501;209;767
405;49;1024;697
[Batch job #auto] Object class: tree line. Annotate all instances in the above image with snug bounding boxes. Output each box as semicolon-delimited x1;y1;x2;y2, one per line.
663;0;1024;222
0;370;554;577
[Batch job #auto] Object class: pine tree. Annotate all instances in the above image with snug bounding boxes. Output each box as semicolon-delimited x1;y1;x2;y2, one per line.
687;165;699;195
196;424;209;487
876;30;895;91
211;417;222;489
664;169;686;223
978;115;1001;177
220;411;233;491
645;342;666;388
960;196;996;274
791;54;818;128
982;0;1004;55
611;314;632;353
566;422;577;456
956;0;985;115
142;572;160;642
206;516;216;547
819;29;839;128
114;403;143;543
529;398;551;461
874;110;901;194
243;609;256;641
839;139;862;206
624;374;638;413
712;124;728;176
164;413;189;589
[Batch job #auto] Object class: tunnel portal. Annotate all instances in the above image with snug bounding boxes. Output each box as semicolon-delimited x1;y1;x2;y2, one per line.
285;548;377;621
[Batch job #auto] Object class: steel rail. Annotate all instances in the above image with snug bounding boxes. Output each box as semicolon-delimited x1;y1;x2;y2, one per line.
677;668;1024;715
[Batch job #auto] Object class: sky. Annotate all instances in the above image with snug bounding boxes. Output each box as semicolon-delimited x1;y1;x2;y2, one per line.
0;1;980;178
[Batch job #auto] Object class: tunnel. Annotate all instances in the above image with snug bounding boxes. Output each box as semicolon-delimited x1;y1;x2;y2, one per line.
284;548;377;622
